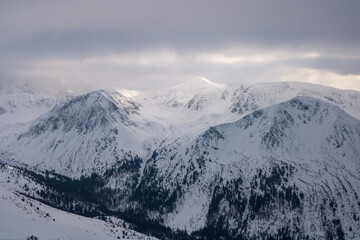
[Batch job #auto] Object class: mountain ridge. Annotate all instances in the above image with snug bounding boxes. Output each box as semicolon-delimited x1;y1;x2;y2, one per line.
144;96;360;238
0;80;360;239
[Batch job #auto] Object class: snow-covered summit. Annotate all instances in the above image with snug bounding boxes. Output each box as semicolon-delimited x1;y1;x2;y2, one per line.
141;77;226;111
171;77;226;91
229;81;360;119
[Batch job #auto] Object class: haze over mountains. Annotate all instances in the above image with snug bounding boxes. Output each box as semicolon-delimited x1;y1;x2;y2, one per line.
0;77;360;239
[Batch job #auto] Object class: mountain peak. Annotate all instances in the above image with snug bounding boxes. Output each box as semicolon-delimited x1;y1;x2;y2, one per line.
173;77;226;90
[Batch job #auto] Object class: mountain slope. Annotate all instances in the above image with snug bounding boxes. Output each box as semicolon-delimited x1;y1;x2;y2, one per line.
0;93;57;128
136;96;360;239
0;90;160;177
3;80;360;178
229;81;360;120
0;74;71;98
132;80;360;144
0;80;360;239
0;166;157;240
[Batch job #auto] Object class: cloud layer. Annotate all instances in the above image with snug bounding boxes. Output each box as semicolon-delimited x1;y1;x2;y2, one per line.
1;0;360;92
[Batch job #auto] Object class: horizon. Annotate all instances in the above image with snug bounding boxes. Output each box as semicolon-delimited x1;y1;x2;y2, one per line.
2;74;360;99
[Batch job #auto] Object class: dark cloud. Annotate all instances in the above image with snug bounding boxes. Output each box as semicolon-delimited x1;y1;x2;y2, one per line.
2;1;360;54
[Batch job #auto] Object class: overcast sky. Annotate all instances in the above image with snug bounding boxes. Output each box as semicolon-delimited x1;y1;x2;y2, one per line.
1;0;360;93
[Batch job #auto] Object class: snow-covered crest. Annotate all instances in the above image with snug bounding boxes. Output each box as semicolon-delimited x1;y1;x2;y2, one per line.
1;80;360;176
0;79;360;239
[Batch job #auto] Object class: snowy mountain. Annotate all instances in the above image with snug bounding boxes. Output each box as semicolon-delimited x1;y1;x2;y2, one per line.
229;81;360;120
0;74;72;98
143;96;360;239
4;78;359;176
0;75;74;129
0;163;158;240
0;79;360;239
0;90;169;177
0;93;58;128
